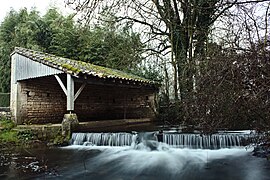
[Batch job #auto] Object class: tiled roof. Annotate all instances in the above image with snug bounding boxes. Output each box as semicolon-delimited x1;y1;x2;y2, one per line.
12;47;157;85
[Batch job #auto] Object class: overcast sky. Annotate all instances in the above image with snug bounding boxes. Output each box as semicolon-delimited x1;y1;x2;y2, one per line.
0;0;72;23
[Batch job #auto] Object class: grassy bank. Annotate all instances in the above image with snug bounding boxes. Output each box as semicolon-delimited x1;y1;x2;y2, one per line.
0;118;68;149
0;118;37;148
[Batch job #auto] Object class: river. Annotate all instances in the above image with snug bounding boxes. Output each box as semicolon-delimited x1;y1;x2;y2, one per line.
1;131;270;180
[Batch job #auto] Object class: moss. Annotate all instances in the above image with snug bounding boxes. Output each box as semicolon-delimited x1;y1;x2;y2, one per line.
17;47;158;84
44;57;57;64
44;57;51;61
83;63;151;82
53;134;70;146
0;118;68;148
61;64;81;74
43;51;152;82
51;127;70;146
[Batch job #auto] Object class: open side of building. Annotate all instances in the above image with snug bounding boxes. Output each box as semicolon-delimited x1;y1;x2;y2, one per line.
10;47;159;125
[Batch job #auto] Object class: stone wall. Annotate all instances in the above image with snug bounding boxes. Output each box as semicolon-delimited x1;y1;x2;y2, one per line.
17;75;157;124
19;76;66;124
0;108;11;120
75;84;156;121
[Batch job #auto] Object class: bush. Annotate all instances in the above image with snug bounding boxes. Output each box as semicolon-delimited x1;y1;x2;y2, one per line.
0;93;10;107
0;119;15;131
182;47;270;132
17;130;35;141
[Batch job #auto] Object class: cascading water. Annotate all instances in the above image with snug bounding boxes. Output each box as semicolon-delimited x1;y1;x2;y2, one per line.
61;131;269;180
71;132;137;146
70;131;256;149
163;133;255;149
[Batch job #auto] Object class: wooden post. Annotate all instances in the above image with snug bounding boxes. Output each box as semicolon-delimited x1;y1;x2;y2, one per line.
74;83;86;101
67;74;74;111
60;74;79;136
55;74;85;112
54;75;67;96
10;54;22;124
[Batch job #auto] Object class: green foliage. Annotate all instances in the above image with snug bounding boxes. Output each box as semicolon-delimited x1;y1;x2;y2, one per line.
0;130;18;143
0;8;40;92
74;24;144;71
53;133;70;146
17;130;35;141
129;64;163;83
0;119;15;131
0;7;145;93
0;118;35;143
0;129;35;143
0;119;17;142
0;93;10;107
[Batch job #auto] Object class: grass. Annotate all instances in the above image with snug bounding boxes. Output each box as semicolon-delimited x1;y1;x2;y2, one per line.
0;118;68;147
0;118;17;143
0;118;15;130
0;130;18;143
0;118;35;144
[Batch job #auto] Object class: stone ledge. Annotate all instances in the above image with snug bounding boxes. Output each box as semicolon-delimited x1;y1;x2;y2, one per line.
14;124;62;141
13;118;154;142
16;118;152;132
78;118;151;127
76;118;152;132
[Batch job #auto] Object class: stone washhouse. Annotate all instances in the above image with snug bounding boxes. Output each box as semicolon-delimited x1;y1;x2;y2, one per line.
10;47;159;129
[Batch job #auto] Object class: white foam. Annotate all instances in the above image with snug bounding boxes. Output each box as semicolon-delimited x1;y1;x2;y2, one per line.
63;141;253;174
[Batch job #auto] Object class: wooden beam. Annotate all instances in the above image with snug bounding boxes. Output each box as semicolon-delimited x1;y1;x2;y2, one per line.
74;83;86;101
67;74;74;111
74;78;156;90
54;75;67;96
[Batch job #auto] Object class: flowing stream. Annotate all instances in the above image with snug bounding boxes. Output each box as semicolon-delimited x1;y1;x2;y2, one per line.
1;130;270;180
70;131;255;149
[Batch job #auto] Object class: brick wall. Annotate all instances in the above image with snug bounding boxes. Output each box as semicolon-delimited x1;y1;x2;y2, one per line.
19;76;66;124
75;84;156;121
18;75;156;124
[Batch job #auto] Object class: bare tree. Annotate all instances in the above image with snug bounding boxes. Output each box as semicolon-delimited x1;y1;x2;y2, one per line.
214;1;270;52
65;0;270;128
186;1;270;132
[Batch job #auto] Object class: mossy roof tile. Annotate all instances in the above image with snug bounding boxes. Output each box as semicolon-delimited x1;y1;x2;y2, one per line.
12;47;157;85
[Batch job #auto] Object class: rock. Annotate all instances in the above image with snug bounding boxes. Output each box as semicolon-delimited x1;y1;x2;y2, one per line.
61;113;79;137
253;145;270;158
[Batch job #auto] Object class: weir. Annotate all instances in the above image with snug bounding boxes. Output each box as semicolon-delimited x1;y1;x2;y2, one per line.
163;133;254;149
71;132;137;146
70;131;256;149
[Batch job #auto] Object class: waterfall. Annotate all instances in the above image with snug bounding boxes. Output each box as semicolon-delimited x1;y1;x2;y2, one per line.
70;131;256;149
71;132;137;146
163;133;254;149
